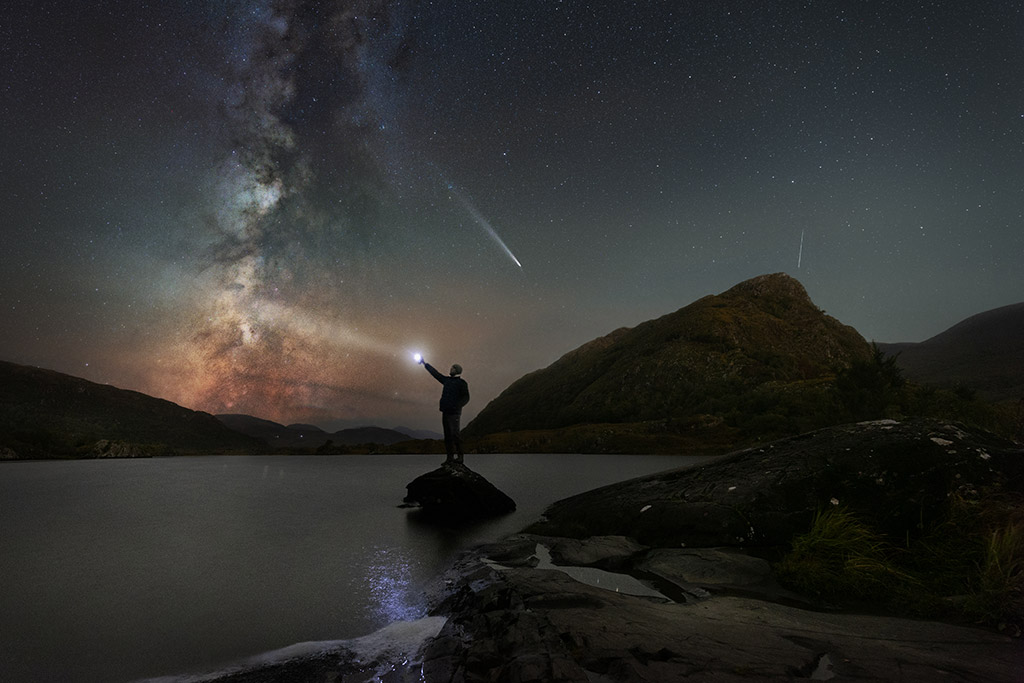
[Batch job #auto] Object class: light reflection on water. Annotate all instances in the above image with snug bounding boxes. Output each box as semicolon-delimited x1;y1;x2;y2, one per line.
365;545;424;624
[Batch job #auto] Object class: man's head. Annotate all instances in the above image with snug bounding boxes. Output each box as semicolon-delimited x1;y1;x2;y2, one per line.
449;364;463;376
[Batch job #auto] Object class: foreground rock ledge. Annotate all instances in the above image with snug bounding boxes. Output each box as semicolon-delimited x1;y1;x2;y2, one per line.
404;461;516;520
415;419;1023;682
420;535;1022;683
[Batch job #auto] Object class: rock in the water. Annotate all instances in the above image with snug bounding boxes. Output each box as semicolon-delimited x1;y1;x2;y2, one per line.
404;461;516;519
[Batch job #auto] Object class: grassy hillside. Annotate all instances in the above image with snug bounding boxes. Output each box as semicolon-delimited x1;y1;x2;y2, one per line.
0;361;262;458
465;273;872;440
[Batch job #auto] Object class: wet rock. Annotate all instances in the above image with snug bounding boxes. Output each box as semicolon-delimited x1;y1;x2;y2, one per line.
404;461;516;520
422;556;590;683
527;419;1024;548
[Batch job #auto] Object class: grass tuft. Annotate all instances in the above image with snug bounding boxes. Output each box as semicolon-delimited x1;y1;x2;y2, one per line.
966;521;1024;629
775;507;911;602
776;493;1024;634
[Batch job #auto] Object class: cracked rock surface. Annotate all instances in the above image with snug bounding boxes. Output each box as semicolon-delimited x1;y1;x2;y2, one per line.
421;534;1022;682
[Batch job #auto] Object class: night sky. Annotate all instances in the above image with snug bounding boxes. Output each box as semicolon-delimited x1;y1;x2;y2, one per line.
3;1;1022;430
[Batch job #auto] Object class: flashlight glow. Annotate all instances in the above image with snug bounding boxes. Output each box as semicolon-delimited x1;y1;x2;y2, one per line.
413;353;422;363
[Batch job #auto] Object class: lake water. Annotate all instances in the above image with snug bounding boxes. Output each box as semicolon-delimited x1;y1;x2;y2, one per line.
0;453;712;682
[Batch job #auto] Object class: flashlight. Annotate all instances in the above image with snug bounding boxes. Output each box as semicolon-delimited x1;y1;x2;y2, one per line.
413;352;422;364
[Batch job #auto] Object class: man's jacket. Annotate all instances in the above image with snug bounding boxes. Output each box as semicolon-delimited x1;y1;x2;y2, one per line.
425;363;470;414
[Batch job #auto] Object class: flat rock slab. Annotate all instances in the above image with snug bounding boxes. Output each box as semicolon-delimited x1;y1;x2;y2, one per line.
638;547;773;587
545;535;647;568
424;544;1023;683
636;547;811;606
476;534;646;571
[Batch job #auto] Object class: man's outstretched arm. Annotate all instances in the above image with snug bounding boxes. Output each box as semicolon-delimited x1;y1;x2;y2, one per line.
423;362;446;384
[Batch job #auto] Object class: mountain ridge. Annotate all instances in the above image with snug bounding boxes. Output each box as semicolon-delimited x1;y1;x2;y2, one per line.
877;301;1024;402
465;273;871;438
4;274;1015;458
216;414;413;449
0;360;263;458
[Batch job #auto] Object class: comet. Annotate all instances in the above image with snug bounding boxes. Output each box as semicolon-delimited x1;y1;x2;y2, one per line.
445;181;523;269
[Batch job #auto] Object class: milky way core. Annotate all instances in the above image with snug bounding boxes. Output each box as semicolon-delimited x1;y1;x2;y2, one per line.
147;1;420;424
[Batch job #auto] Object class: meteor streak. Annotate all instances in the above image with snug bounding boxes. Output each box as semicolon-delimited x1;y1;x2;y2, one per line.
797;229;805;269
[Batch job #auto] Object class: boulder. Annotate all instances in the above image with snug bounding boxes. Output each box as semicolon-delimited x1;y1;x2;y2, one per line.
527;418;1024;547
404;461;516;520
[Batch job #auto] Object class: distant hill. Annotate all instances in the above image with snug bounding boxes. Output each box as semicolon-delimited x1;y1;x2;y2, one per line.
216;414;413;449
0;361;263;459
392;425;443;440
877;302;1024;402
465;273;872;440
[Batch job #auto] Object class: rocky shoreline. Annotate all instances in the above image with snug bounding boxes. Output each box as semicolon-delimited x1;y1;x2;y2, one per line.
194;531;1021;682
417;534;1021;682
194;419;1023;682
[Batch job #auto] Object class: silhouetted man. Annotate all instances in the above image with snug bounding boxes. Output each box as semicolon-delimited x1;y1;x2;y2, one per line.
419;358;470;463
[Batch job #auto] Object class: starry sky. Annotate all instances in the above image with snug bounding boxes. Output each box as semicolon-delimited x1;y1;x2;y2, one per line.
3;1;1023;431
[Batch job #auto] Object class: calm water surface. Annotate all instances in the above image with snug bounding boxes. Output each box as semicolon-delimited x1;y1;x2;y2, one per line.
0;453;713;682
